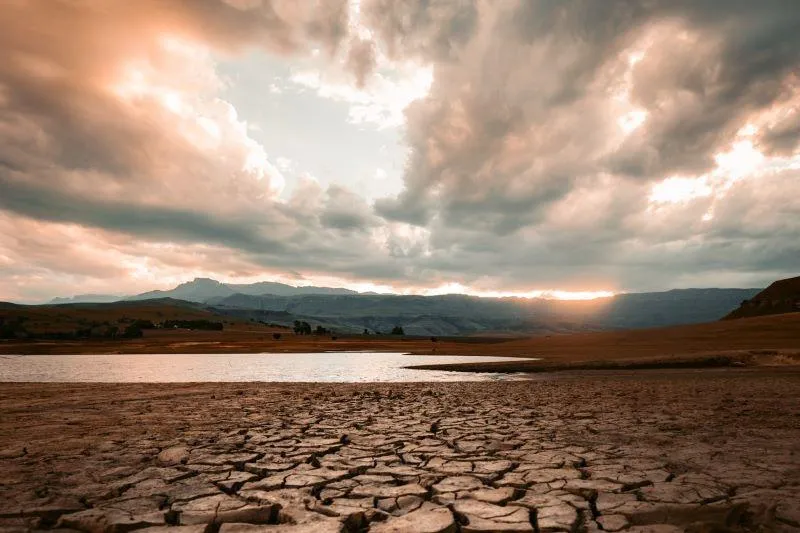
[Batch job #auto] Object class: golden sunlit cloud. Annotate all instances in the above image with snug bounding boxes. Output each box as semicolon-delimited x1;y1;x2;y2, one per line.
649;176;712;204
417;283;614;300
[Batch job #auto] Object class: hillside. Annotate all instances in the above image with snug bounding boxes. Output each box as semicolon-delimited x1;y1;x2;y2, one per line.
724;276;800;320
409;312;800;372
0;299;235;339
208;288;759;335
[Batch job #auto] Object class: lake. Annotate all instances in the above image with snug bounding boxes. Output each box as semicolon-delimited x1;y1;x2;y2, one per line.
0;352;529;382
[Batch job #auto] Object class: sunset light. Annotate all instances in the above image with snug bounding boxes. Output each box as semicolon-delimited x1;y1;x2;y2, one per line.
2;4;799;530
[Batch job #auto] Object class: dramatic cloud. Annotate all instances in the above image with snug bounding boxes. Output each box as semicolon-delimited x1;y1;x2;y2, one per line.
0;0;799;301
370;0;800;289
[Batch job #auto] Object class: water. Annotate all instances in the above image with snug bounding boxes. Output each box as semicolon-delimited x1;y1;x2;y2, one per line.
0;352;531;382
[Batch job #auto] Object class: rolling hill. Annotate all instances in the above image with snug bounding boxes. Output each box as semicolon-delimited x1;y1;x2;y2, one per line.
724;276;800;320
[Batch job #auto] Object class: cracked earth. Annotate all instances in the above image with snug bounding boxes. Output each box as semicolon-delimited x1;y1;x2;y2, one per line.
1;369;798;533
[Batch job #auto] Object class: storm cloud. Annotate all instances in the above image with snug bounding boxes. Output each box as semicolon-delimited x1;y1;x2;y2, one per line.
0;0;798;301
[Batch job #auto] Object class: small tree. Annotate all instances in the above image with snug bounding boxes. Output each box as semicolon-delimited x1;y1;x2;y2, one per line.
391;326;405;335
363;328;370;335
272;332;282;340
122;324;143;338
314;325;328;335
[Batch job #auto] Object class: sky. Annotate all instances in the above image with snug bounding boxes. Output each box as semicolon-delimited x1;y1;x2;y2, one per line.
1;0;799;303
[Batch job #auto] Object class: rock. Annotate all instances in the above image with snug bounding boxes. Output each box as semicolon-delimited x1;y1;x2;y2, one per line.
0;446;26;459
188;453;261;470
4;497;86;523
432;476;484;494
523;468;582;485
639;481;727;505
453;500;534;532
534;503;579;532
244;462;298;476
370;507;457;533
596;514;629;532
595;492;638;514
625;526;684;533
614;499;745;527
172;495;274;526
776;499;800;527
349;483;428;499
138;526;209;533
157;446;189;466
210;471;259;493
283;469;350;489
57;508;165;533
378;495;425;515
463;486;517;505
563;478;622;498
218;521;342;532
166;482;221;503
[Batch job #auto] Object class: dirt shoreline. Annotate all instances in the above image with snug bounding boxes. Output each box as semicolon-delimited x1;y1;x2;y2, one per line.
407;352;800;373
1;369;799;532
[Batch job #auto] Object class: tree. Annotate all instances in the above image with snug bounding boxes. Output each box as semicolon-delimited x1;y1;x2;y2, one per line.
430;336;438;343
391;326;405;335
363;329;370;335
294;321;312;335
314;325;328;335
272;332;282;340
122;324;143;338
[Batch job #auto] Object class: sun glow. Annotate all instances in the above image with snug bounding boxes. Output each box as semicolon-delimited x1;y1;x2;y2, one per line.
714;140;764;180
414;283;614;300
649;176;712;204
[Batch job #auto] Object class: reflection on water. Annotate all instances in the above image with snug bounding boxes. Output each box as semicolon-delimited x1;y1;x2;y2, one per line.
0;352;529;382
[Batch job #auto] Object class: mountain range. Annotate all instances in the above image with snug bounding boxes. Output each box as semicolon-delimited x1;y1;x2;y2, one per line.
49;278;358;304
44;278;763;336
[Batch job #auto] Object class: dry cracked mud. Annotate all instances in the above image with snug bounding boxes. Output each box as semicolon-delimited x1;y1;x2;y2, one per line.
1;369;799;533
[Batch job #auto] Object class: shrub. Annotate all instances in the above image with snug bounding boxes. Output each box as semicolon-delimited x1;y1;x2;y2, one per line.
293;321;312;335
122;324;143;338
162;320;223;331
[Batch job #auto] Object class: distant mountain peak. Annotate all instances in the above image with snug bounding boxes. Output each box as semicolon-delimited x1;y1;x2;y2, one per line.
48;293;123;304
123;277;359;303
185;277;223;285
